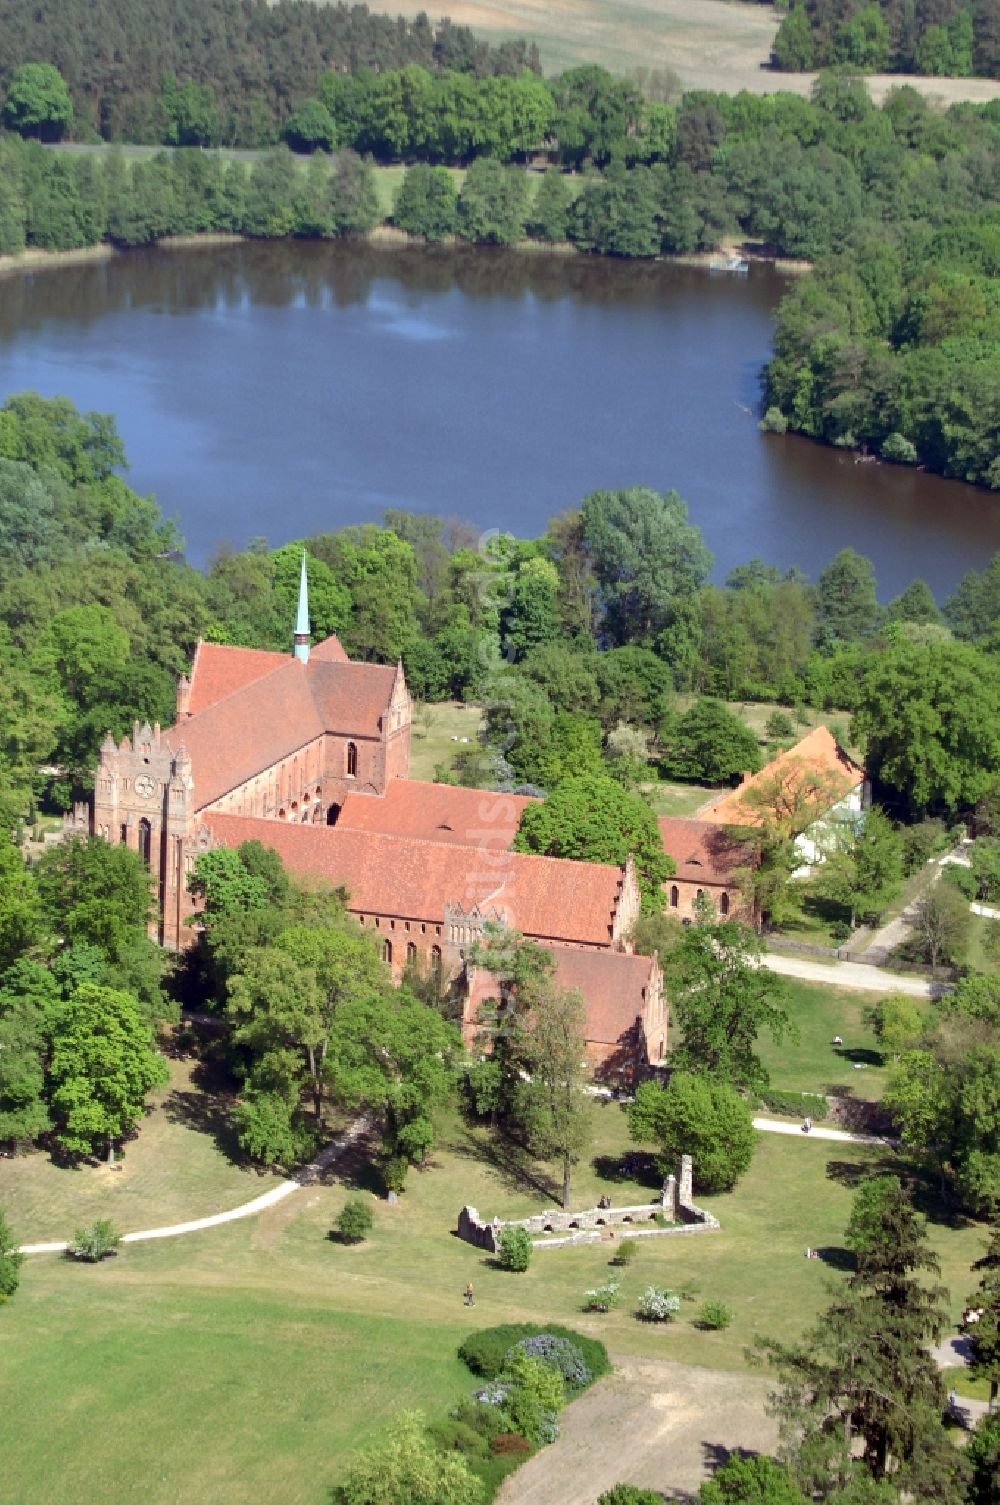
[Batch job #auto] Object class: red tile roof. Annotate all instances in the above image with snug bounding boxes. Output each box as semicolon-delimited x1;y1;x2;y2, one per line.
169;661;324;810
338;781;534;848
310;635;349;663
205;815;625;945
308;661;398;736
186;641;287;715
466;948;657;1046
697;726;864;828
168;641;398;811
658;818;750;884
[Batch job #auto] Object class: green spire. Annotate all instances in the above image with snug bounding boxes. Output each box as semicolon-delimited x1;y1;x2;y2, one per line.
293;549;310;663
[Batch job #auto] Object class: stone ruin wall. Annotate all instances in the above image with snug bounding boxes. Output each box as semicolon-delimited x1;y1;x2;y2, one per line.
456;1154;719;1252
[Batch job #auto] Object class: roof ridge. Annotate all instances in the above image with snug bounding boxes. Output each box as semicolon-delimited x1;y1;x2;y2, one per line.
188;642;298;715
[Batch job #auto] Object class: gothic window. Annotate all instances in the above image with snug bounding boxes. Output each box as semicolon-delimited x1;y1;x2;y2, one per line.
406;942;417;965
382;939;392;965
346;742;358;778
138;818;152;867
430;945;442;974
669;885;679;909
720;892;730;916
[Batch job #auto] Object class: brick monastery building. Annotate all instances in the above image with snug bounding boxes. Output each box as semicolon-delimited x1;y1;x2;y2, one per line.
75;563;855;1078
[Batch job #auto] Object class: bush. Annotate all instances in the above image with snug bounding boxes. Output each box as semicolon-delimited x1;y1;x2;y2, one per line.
698;1300;734;1330
583;1279;621;1312
490;1433;532;1457
497;1227;532;1272
756;1089;829;1122
599;1488;664;1505
382;1155;409;1194
68;1219;120;1262
458;1324;610;1384
637;1285;681;1322
881;432;918;465
508;1334;591;1391
336;1412;484;1505
0;1208;23;1303
426;1418;489;1461
335;1198;374;1243
613;1237;638;1267
759;406;788;434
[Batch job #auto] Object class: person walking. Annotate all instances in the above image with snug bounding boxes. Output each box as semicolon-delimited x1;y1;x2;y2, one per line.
464;1281;475;1307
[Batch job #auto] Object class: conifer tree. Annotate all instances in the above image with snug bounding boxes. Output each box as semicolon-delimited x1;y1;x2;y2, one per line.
760;1176;968;1504
966;1223;1000;1410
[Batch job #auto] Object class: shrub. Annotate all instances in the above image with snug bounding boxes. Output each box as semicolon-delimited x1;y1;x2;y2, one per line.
637;1285;680;1322
699;1453;808;1505
68;1219;120;1262
881;432;918;465
765;711;795;741
497;1227;532;1272
508;1334;591;1391
335;1198;373;1243
0;1208;23;1303
599;1488;664;1505
614;1237;638;1267
503;1350;566;1415
426;1418;490;1461
382;1155;408;1194
458;1324;610;1384
583;1279;621;1312
759;406;788;434
489;1433;532;1457
756;1089;828;1122
698;1300;734;1330
336;1411;484;1505
451;1398;507;1440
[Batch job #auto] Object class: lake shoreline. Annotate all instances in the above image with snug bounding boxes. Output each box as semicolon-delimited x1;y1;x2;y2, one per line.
0;228;813;279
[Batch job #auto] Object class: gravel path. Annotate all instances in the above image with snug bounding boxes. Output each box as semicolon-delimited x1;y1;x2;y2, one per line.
761;952;946;998
752;1117;893;1146
18;1115;368;1256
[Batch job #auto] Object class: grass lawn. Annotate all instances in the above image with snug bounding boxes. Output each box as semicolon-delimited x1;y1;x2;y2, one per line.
964;912;1000;976
2;1094;989;1505
643;778;718;818
0;1055;283;1244
409;700;485;781
753;979;900;1103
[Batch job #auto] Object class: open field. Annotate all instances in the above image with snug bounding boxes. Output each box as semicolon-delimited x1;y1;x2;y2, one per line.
0;1055;283;1244
410;699;485;780
3;1086;989;1504
360;0;1000;104
754;977;906;1102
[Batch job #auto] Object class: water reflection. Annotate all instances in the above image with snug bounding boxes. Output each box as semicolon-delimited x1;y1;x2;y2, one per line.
0;239;996;596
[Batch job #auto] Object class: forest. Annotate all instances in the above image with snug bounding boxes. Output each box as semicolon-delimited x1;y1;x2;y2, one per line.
0;0;540;146
772;0;1000;78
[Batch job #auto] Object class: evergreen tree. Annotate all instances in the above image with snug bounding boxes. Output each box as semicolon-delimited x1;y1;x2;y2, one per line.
761;1176;967;1504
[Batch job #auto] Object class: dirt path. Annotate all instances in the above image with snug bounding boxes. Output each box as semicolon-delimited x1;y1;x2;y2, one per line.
761;952;946;999
497;1355;776;1503
18;1115;368;1256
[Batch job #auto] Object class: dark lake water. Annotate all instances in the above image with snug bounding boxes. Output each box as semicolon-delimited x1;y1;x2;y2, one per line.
1;239;997;599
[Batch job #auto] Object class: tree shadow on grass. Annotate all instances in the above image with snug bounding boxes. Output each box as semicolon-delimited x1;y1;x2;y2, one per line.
449;1124;560;1204
701;1442;762;1474
833;1046;884;1068
161;1057;252;1170
322;1127;384;1195
816;1245;856;1271
825;1155;975;1229
591;1152;661;1189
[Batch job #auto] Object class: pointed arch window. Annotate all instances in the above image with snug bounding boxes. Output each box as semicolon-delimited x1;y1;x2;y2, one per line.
669;885;679;909
406;942;417;965
346;742;358;778
138;818;152;867
720;892;730;916
382;939;393;965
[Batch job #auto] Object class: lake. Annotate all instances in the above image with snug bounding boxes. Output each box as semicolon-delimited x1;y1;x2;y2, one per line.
0;238;997;598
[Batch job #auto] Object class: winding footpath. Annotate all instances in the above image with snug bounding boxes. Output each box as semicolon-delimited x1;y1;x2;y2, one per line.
761;952;947;998
18;1114;369;1256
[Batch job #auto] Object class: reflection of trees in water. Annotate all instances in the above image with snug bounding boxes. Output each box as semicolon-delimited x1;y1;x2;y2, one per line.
0;239;786;341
